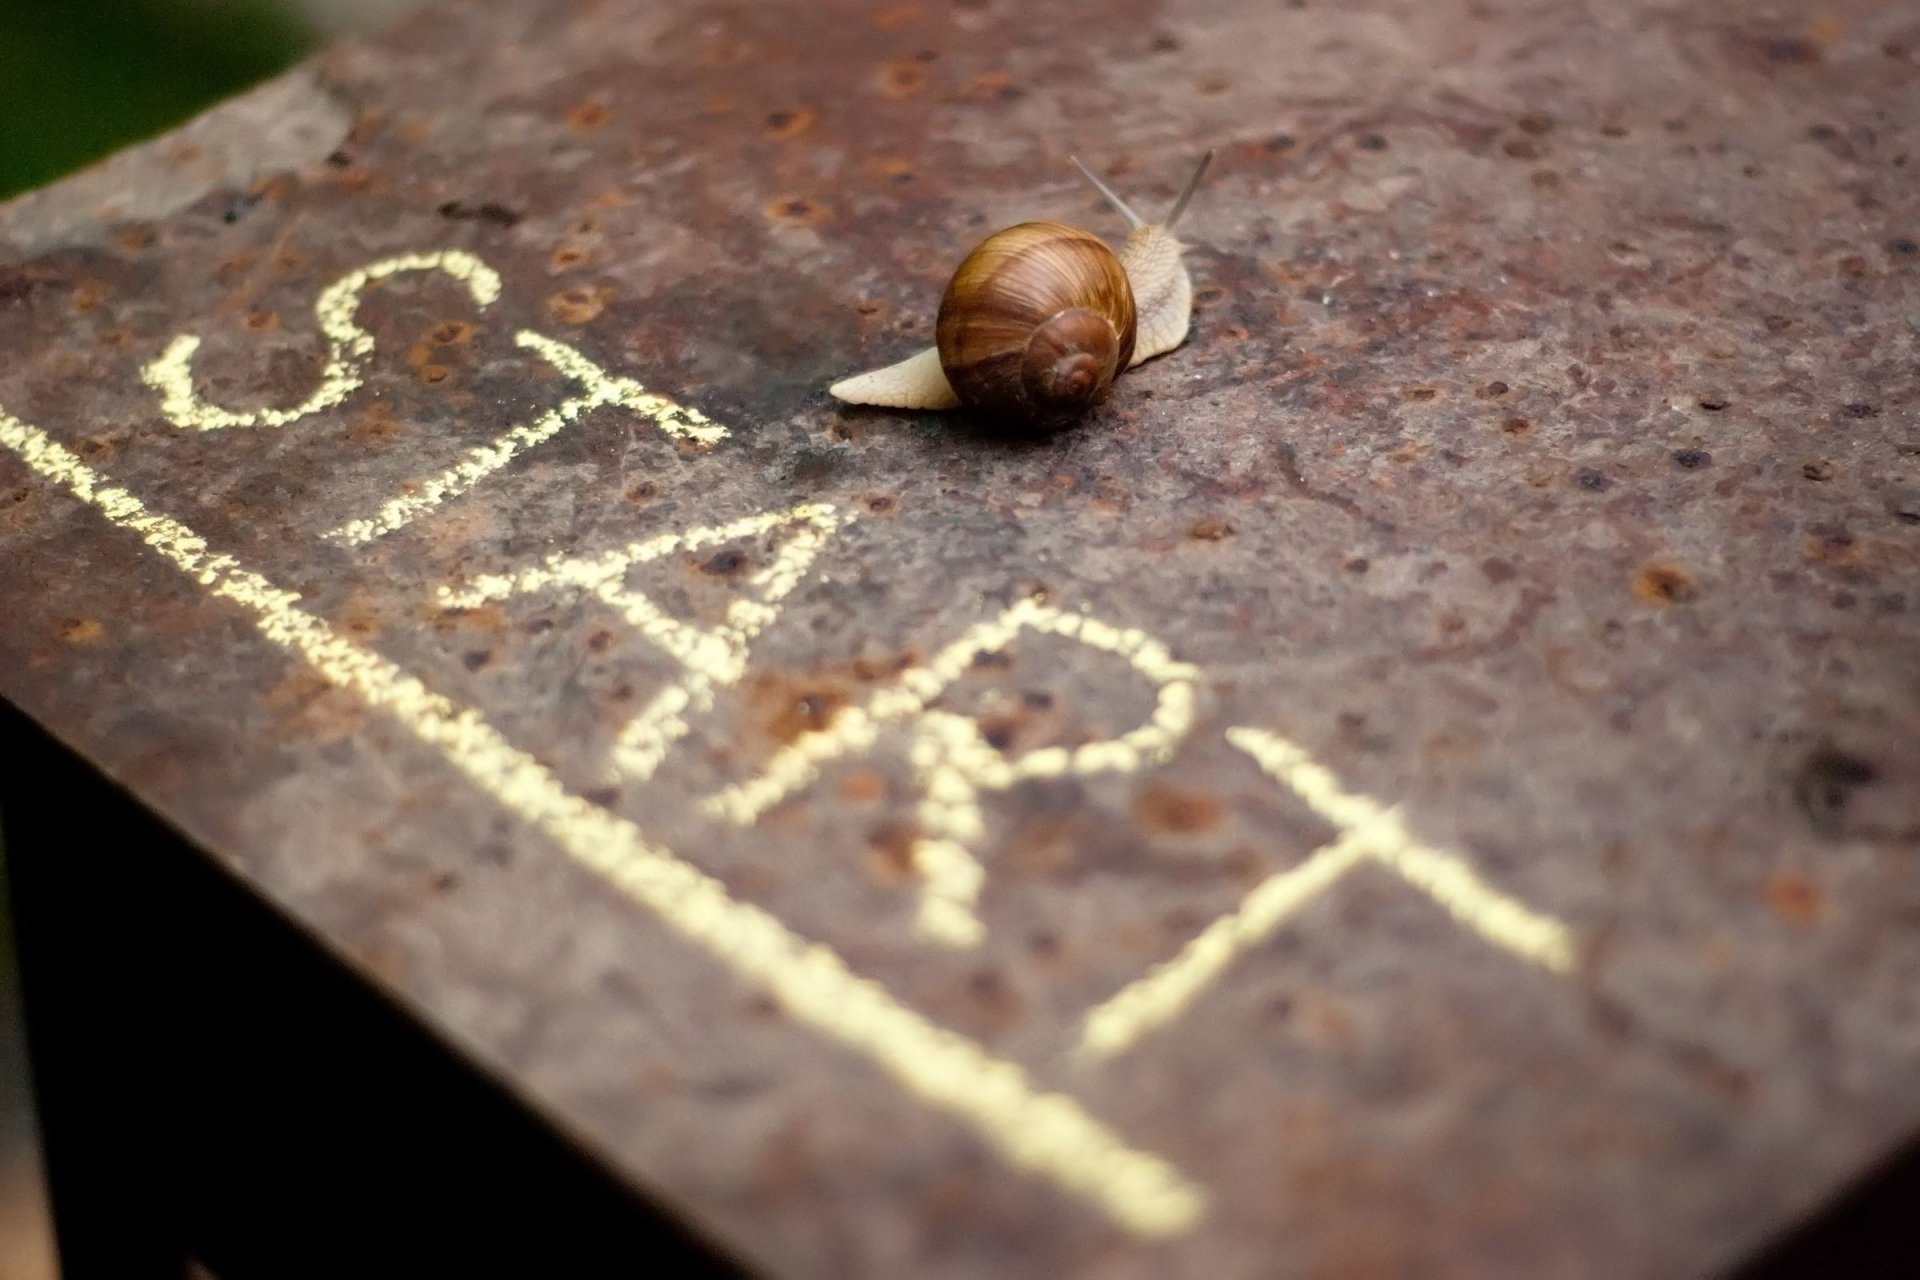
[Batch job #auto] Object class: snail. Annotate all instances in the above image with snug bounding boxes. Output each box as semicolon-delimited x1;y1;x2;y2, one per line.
829;150;1214;427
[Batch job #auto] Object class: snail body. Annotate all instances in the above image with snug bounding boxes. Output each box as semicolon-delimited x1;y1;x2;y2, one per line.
829;152;1212;427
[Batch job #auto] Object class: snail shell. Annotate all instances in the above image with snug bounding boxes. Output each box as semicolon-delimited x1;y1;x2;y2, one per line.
934;222;1137;425
828;151;1212;426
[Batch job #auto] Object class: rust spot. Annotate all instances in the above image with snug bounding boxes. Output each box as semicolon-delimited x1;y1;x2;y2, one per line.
1517;112;1555;135
1295;987;1357;1050
430;603;508;635
337;601;381;639
873;157;919;188
1801;460;1834;482
1632;563;1698;605
404;343;434;369
1764;872;1822;926
879;60;928;97
839;770;885;804
976;713;1021;753
861;492;900;516
550;244;592;270
1189;515;1234;541
438;200;521;227
699;548;750;577
1003;814;1080;874
97;327;132;350
263;669;366;746
1503;137;1544;160
244;309;279;332
765;195;831;227
752;676;849;743
115;226;155;253
430;320;475;345
1803;529;1859;567
1477;380;1510;398
954;966;1024;1035
547;286;610;325
71;281;106;313
624;479;657;503
214;252;255;286
1405;386;1438;401
1794;745;1877;835
58;618;103;644
420;364;450;384
1759;36;1821;65
348;401;401;445
763;107;816;140
1502;416;1534;436
1481;558;1518;584
864;821;921;886
568;101;612;132
962;70;1022;103
873;2;922;29
1131;781;1225;834
851;650;918;682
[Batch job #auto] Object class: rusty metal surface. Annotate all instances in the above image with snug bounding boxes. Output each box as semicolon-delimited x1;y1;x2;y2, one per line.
1;0;1917;1274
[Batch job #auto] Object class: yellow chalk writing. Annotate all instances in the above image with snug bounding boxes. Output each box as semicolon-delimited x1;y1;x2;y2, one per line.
0;403;1205;1238
1078;725;1577;1059
142;250;502;431
325;331;725;546
706;597;1200;946
438;502;840;782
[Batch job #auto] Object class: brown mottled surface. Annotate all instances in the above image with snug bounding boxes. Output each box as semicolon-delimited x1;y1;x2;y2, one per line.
1;0;1918;1276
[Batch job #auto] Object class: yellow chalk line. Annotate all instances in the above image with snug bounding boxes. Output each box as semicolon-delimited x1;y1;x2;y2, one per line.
1077;727;1577;1059
1227;727;1577;972
325;331;726;546
1079;832;1370;1059
0;405;1206;1240
438;503;842;784
706;598;1201;948
140;247;723;547
142;250;503;432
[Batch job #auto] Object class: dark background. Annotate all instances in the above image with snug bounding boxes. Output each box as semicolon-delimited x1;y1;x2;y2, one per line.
0;2;415;1273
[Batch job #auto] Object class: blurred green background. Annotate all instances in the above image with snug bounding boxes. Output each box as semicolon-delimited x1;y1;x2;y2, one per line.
0;0;409;202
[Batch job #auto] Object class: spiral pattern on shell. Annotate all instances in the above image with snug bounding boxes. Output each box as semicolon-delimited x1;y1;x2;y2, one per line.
935;222;1138;426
